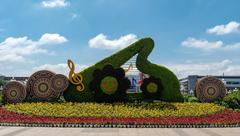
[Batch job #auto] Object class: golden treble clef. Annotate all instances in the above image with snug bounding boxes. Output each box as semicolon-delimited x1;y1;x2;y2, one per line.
67;59;85;92
124;63;133;74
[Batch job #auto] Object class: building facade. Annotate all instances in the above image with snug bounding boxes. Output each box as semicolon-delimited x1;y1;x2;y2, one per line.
180;75;240;94
0;76;29;91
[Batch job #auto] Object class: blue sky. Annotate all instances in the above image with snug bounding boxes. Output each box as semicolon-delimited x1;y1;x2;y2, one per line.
1;0;240;78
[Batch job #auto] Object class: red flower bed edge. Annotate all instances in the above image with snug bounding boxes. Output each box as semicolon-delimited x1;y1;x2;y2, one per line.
1;107;240;127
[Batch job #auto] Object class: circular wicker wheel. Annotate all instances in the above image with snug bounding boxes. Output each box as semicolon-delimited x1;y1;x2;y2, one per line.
196;76;226;102
50;74;69;93
26;70;56;101
3;81;27;103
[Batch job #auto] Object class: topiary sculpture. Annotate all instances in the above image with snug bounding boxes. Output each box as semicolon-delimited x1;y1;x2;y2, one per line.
64;38;184;102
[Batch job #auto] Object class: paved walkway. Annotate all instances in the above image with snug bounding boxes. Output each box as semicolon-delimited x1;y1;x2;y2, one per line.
0;126;239;136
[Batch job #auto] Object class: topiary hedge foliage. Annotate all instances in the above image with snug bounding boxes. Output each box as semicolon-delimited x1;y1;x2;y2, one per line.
216;90;240;111
183;94;199;102
64;38;183;102
89;65;130;103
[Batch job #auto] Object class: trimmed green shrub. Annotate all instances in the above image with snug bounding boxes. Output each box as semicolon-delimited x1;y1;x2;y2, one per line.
226;90;240;100
0;80;7;86
183;94;199;102
126;92;143;102
0;94;3;105
215;90;240;110
223;91;240;110
188;97;199;102
64;38;183;102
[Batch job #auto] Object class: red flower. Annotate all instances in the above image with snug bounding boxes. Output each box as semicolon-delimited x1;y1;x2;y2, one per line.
0;107;240;125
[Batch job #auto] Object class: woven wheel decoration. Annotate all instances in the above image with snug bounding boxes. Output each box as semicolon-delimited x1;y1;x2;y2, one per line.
26;70;56;101
50;74;69;93
3;81;27;103
196;76;226;102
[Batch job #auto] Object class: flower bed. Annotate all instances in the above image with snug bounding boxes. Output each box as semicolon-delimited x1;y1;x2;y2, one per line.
0;107;240;127
0;102;240;127
4;102;225;117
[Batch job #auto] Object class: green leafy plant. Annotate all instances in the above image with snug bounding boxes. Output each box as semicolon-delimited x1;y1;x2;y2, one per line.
0;94;3;105
183;94;199;102
215;90;240;111
223;91;240;109
126;92;143;102
0;80;7;86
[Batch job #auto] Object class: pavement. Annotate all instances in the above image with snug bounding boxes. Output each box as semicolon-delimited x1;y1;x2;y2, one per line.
0;126;239;136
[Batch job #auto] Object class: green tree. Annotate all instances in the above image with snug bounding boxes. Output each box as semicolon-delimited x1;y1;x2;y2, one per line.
0;79;6;86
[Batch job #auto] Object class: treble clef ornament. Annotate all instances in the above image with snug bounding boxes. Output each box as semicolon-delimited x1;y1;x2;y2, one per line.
67;59;85;92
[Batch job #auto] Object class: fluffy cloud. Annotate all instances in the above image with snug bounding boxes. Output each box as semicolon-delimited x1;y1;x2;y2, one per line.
41;0;69;8
223;43;240;50
181;37;240;51
89;33;138;50
207;21;240;35
0;33;67;62
39;33;67;44
166;59;240;79
182;37;223;50
0;62;87;77
32;63;88;76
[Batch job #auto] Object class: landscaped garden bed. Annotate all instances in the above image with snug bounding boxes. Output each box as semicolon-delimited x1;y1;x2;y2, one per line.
1;38;240;128
1;102;240;128
3;102;225;117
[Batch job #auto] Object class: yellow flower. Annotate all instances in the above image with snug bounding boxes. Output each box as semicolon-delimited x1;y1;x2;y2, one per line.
3;102;225;118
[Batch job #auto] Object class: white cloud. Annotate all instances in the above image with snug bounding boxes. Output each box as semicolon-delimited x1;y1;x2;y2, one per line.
166;59;240;79
41;0;69;8
222;43;240;50
0;33;67;62
89;33;138;50
0;63;88;77
39;33;67;44
32;63;88;76
182;37;223;50
207;21;240;35
182;37;240;51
